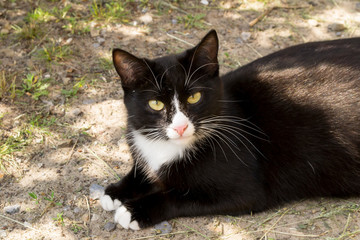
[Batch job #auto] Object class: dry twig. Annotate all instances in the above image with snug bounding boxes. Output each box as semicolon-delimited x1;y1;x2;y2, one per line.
249;5;308;27
66;138;79;164
84;146;121;180
166;33;195;47
0;213;42;233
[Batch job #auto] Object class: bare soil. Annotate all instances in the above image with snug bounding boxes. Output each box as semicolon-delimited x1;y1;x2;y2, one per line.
1;0;360;239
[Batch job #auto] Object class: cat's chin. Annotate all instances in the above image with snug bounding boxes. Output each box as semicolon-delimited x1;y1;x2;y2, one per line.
168;135;195;146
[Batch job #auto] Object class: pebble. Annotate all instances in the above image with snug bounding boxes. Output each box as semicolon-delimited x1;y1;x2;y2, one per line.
139;13;153;24
104;222;116;232
65;38;73;44
154;221;172;234
236;37;243;44
91;213;100;222
328;23;346;32
200;0;209;5
4;205;20;215
23;222;32;228
63;206;71;212
78;167;83;172
73;207;81;214
71;108;82;117
171;19;178;25
241;32;251;42
308;1;318;6
97;37;105;44
37;163;44;168
307;19;319;27
89;183;104;200
82;99;96;105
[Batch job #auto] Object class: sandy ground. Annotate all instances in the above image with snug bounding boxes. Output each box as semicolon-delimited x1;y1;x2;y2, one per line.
1;0;360;239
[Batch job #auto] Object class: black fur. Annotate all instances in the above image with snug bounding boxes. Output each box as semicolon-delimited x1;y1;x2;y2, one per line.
104;30;360;228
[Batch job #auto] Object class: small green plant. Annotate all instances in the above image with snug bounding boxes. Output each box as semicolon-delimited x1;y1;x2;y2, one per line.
140;0;150;8
90;0;130;22
0;129;31;172
29;113;57;128
61;77;86;98
28;192;39;204
12;23;43;40
37;43;72;62
53;212;65;226
44;191;62;206
51;5;71;20
71;223;82;233
17;74;50;100
26;7;53;23
178;13;205;29
12;7;53;40
63;18;90;35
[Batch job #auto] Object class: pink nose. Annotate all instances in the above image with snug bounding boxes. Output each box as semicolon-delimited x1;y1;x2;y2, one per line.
173;124;188;136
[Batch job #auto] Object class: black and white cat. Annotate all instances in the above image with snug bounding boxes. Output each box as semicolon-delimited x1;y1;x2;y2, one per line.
100;30;360;230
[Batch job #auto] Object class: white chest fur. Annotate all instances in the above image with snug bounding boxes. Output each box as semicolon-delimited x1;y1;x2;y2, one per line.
132;131;188;172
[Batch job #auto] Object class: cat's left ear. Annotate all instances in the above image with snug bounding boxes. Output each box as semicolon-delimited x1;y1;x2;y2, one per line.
189;29;219;76
112;49;148;89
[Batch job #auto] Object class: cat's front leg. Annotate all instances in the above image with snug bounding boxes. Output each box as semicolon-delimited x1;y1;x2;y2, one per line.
100;167;159;230
112;188;265;230
109;191;168;230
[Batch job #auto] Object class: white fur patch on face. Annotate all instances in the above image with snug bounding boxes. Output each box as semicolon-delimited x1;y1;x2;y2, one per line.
166;96;195;143
132;131;190;172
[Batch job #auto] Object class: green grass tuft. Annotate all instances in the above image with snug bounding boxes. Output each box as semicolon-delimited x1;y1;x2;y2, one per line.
17;73;50;100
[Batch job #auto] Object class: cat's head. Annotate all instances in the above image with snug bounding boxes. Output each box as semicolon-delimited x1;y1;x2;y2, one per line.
113;30;221;148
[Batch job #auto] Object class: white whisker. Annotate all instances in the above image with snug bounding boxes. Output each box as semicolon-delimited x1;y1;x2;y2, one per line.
187;62;218;87
188;74;206;88
160;64;177;87
143;59;161;91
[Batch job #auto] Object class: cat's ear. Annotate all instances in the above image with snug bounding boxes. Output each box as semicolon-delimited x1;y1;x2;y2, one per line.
190;29;219;75
113;49;147;88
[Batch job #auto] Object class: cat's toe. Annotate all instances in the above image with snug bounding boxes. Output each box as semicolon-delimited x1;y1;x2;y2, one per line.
100;194;122;211
129;220;140;230
114;206;140;230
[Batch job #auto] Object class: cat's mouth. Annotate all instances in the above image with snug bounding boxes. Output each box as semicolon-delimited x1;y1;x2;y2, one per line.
168;135;196;145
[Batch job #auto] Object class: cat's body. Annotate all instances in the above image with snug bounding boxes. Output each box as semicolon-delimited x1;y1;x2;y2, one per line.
100;30;360;230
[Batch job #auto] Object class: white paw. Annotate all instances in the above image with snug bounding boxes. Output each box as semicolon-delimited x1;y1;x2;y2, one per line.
100;194;122;211
114;206;140;230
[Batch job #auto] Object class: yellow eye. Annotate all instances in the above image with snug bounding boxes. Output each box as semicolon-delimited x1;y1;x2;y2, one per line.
148;100;164;111
187;92;201;104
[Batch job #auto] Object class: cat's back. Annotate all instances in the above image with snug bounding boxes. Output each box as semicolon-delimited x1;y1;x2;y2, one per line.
226;37;360;87
223;38;360;198
224;37;360;116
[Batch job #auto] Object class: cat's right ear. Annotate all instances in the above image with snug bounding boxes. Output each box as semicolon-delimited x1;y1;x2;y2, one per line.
113;49;147;88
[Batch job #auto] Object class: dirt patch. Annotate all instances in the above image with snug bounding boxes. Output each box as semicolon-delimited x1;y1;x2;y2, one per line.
1;0;360;239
